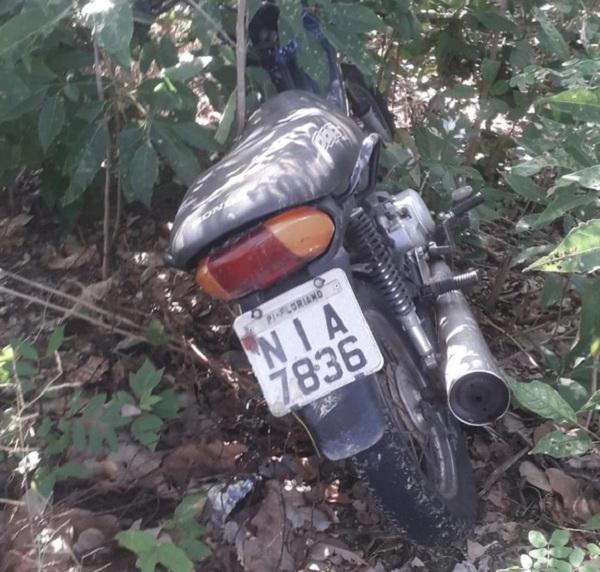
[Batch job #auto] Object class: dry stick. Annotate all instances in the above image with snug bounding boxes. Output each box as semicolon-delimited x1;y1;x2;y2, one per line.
585;355;599;430
93;42;112;281
235;0;247;137
0;268;143;333
112;112;123;242
0;283;245;390
0;284;145;342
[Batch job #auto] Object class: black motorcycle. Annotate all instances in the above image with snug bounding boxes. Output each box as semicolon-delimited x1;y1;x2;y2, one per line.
166;3;510;546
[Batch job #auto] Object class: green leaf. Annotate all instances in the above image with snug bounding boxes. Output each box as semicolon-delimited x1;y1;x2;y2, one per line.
504;173;547;204
529;530;548;548
550;529;570;547
544;89;600;122
512;156;559;177
550;547;572;559
145;319;169;346
83;0;133;66
38;94;65;151
526;219;600;273
170;122;220;153
531;431;592;458
509;379;577;423
157;542;194;572
131;414;162;450
152;390;182;420
482;58;501;87
584;514;600;530
157;36;178;68
526;192;596;230
178;538;210;562
116;530;157;554
163;56;211;82
558;166;600;191
215;88;237;145
127;141;158;207
129;360;163;402
541;275;564;307
11;339;38;361
569;547;585;567
547;559;573;572
174;493;206;524
56;462;88;479
588;543;600;556
46;326;64;356
63;123;108;205
0;1;71;58
533;8;570;60
472;9;518;33
581;390;600;411
327;3;385;34
151;123;201;185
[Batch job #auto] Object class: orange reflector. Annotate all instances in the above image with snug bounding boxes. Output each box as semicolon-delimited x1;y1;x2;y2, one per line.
195;207;335;300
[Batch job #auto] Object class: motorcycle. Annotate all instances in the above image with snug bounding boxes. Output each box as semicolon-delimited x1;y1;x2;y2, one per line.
165;2;511;546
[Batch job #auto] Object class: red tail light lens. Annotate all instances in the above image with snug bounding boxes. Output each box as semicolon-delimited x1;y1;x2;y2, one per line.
195;207;335;300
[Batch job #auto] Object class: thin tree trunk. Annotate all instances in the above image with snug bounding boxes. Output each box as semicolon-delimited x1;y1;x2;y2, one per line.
235;0;247;136
93;42;112;280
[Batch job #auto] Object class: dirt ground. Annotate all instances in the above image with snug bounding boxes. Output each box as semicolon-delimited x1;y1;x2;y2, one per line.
1;178;598;572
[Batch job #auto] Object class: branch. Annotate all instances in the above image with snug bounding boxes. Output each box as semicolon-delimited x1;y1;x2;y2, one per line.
93;42;112;281
235;0;247;136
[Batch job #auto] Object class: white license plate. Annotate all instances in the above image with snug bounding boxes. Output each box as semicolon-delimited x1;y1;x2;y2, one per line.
233;268;384;417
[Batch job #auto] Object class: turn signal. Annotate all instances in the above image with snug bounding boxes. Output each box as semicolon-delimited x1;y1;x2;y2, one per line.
195;207;335;300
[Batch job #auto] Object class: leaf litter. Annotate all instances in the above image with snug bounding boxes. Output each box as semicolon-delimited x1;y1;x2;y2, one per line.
0;190;599;572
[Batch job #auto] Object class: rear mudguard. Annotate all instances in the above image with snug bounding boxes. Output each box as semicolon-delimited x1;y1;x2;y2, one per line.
299;373;385;461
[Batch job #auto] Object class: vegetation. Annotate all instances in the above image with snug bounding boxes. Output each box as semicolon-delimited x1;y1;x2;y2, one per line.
1;0;600;570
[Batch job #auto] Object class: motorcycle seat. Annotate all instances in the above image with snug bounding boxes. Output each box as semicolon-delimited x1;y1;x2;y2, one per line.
168;90;363;268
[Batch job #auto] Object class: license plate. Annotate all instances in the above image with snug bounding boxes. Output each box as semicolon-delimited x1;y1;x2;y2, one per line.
233;268;384;417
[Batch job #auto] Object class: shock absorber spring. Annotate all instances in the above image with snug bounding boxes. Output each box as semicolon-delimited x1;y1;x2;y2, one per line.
349;209;437;369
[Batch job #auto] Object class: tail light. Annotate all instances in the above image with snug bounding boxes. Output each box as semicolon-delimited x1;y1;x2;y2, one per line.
195;207;335;300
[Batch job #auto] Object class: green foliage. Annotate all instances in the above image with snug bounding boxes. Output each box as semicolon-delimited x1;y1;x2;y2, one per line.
526;220;600;274
499;529;600;572
117;494;209;571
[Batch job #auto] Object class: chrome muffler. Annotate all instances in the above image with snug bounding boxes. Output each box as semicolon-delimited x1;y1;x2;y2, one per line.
431;261;510;426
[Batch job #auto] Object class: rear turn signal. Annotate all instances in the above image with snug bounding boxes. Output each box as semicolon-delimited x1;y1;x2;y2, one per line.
195;207;335;300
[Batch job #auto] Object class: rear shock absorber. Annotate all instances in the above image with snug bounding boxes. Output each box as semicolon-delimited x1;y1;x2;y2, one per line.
349;209;437;369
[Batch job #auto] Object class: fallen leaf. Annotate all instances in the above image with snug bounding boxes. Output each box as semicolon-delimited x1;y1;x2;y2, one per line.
467;539;487;561
235;481;295;572
163;439;247;483
70;356;109;385
519;460;552;492
46;245;97;270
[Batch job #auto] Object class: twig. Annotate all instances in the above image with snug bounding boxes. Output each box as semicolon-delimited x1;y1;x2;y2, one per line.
585;355;599;430
480;445;529;497
0;268;143;332
112;111;123;242
551;276;570;338
93;42;112;281
0;498;26;507
235;0;247;136
0;284;145;342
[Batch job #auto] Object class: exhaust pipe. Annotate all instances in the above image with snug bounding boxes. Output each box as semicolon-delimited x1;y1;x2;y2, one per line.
431;261;510;426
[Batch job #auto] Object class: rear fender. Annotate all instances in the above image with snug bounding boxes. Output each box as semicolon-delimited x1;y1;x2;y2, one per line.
299;372;385;461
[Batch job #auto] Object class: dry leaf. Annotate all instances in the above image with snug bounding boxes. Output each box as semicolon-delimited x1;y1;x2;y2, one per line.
235;481;295;572
46;245;97;270
163;439;247;483
519;461;552;492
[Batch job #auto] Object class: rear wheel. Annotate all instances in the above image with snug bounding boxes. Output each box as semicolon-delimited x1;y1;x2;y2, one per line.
352;280;476;546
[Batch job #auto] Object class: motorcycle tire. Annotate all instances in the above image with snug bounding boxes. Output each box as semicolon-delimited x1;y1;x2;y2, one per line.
351;279;477;546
